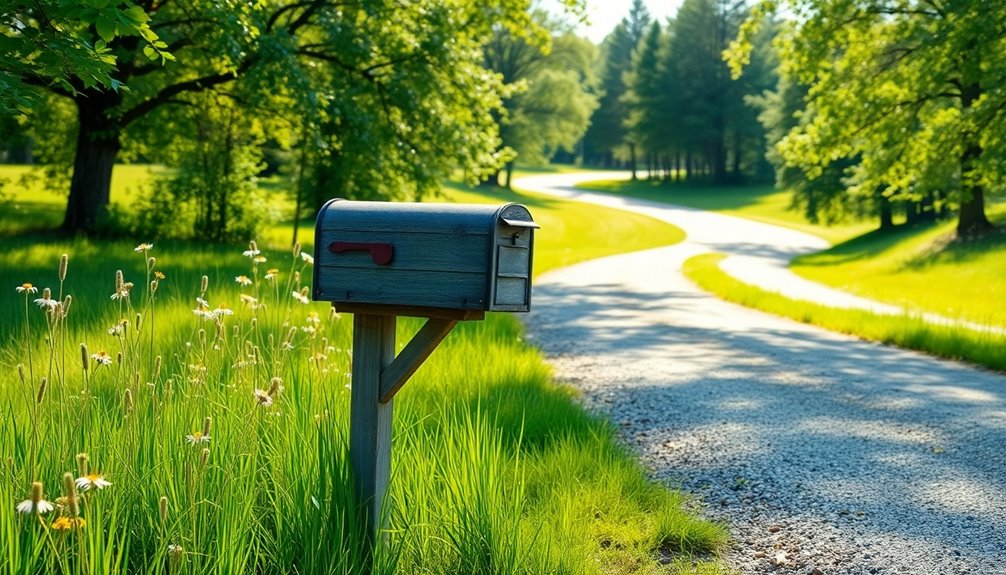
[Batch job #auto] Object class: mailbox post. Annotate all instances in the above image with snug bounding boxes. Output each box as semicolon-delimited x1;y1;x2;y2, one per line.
312;199;537;555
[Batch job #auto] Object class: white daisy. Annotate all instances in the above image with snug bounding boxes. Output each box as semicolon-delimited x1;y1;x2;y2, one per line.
235;275;252;286
75;474;112;491
16;283;37;293
300;253;314;265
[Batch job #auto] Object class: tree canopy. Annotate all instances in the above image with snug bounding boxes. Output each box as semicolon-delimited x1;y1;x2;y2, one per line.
731;0;1004;236
2;0;580;234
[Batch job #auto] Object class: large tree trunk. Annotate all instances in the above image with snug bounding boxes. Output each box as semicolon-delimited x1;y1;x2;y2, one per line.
957;75;992;237
878;191;893;230
629;143;637;181
958;144;992;236
62;96;122;233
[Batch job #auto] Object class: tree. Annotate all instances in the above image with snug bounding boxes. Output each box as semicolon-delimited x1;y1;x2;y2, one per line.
582;0;651;167
483;15;598;187
731;0;1003;237
623;22;665;178
3;1;576;233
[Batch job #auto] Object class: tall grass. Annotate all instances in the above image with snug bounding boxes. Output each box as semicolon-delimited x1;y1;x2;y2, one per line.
684;253;1006;372
0;235;727;574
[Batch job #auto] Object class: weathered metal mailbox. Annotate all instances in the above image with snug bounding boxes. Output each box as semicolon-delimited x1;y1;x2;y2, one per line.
313;199;537;315
312;199;537;557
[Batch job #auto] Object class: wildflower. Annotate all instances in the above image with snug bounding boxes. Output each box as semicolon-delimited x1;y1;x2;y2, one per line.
91;351;112;366
75;474;112;491
16;282;37;293
305;311;321;324
16;482;54;515
301;252;314;265
235;275;252;286
253;255;267;264
240;294;259;309
134;243;154;253
51;517;86;531
301;325;316;335
254;388;273;407
108;323;124;336
34;296;59;310
292;290;309;305
264;268;279;280
212;306;234;318
242;240;260;258
193;309;216;320
154;271;166;280
185;431;211;445
110;288;130;300
196;297;209;309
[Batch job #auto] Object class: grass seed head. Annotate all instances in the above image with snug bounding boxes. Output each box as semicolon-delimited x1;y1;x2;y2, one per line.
115;270;124;294
42;287;51;301
154;355;162;379
293;242;301;258
159;496;168;523
147;256;156;273
200;447;210;467
124;389;134;414
200;275;208;294
135;313;142;332
76;453;88;476
31;481;43;505
63;472;79;516
36;377;46;404
17;364;25;385
202;416;212;437
62;295;71;316
59;254;68;281
80;343;89;372
268;376;282;397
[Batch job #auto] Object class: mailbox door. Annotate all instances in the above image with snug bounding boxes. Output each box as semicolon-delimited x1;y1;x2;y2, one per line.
489;205;536;312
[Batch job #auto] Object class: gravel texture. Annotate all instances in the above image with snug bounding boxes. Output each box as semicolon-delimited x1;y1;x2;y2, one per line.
517;174;1006;574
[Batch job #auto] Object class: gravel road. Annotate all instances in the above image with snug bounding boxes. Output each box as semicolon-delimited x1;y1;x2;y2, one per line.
517;173;1006;575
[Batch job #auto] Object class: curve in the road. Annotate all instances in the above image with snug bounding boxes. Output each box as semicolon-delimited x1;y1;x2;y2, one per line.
516;172;1006;575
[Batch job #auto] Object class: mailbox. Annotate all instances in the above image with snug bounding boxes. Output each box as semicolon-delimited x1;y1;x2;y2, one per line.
313;199;538;316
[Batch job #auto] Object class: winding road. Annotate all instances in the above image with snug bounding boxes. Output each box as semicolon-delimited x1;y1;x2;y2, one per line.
517;172;1006;575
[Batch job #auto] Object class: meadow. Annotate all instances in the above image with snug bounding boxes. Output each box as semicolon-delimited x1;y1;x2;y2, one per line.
0;165;724;575
578;178;1006;330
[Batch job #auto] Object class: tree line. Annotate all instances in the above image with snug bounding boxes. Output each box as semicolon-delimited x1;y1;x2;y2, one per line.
584;0;1001;237
2;0;1000;240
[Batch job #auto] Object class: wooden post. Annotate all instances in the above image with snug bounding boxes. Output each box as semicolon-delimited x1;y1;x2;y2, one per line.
350;313;396;551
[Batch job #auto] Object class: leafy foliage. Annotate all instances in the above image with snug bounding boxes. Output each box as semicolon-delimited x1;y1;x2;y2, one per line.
731;0;1005;236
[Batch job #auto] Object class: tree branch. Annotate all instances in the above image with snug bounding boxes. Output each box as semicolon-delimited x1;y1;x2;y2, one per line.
120;58;256;126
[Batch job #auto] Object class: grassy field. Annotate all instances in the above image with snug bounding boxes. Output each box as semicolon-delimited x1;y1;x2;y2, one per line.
576;178;874;244
0;165;724;574
791;210;1006;327
577;177;1006;330
683;253;1006;372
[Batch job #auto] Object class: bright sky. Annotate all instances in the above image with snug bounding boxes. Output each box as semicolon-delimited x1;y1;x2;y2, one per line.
575;1;683;44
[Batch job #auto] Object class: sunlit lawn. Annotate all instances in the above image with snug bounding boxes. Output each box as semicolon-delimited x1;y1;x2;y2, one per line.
576;176;1006;329
792;207;1006;327
0;164;724;574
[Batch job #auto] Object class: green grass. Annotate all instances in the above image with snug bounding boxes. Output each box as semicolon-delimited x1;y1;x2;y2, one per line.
576;178;874;245
792;209;1006;328
683;253;1006;372
443;181;685;274
0;165;725;574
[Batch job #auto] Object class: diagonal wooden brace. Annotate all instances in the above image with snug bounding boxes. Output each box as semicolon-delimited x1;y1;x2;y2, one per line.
379;318;458;404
